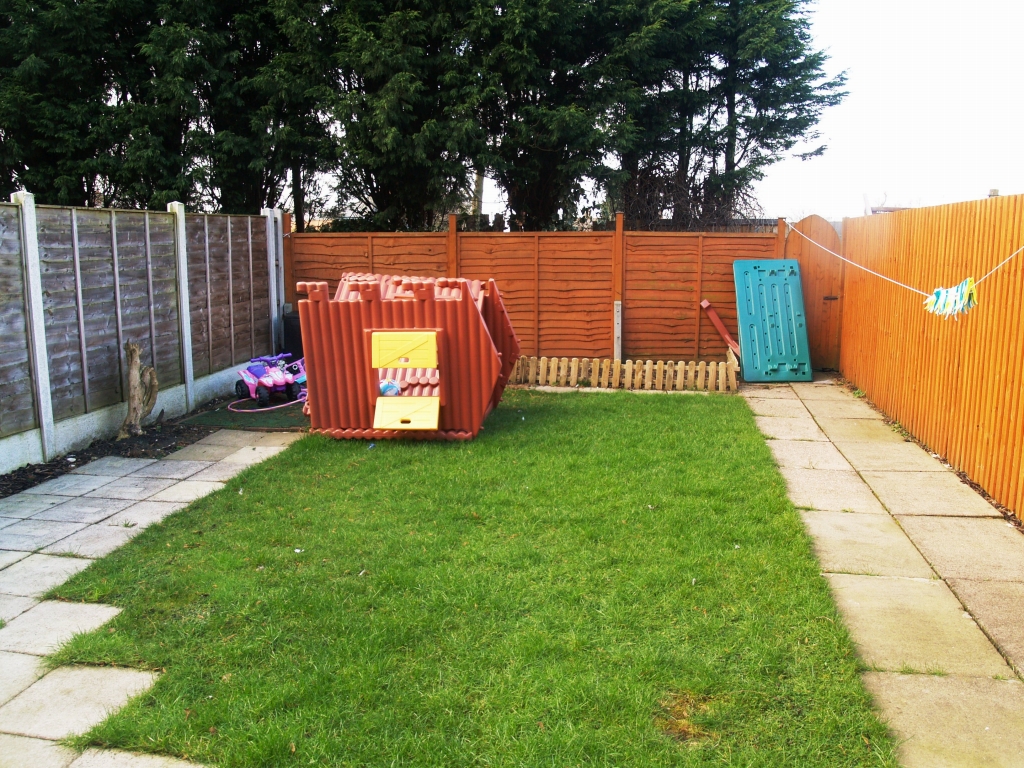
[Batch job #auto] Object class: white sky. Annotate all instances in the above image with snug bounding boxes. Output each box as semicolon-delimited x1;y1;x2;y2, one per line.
754;0;1024;221
480;0;1024;223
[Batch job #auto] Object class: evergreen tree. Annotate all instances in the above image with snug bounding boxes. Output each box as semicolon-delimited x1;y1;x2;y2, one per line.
331;0;483;230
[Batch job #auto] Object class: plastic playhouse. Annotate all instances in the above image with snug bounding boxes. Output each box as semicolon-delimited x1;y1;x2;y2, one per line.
296;273;520;440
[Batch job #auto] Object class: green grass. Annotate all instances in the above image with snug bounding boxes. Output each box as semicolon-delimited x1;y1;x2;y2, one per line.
51;389;895;767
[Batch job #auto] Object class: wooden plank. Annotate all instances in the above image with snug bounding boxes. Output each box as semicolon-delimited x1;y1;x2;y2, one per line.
696;361;706;391
528;356;538;385
655;360;664;390
643;360;653;390
569;357;579;387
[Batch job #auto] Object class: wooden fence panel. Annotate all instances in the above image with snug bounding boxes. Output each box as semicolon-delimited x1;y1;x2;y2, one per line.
187;214;273;372
538;233;613;358
698;234;779;358
622;234;700;359
36;207;85;420
458;234;539;355
0;204;36;437
288;225;781;361
841;194;1024;519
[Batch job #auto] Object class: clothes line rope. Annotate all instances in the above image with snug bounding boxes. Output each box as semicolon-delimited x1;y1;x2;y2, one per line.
785;220;1024;318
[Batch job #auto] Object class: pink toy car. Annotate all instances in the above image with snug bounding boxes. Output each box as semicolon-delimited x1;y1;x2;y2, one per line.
235;354;302;407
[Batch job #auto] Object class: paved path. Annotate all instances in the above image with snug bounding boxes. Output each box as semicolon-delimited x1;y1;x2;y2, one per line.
744;377;1024;767
0;430;301;768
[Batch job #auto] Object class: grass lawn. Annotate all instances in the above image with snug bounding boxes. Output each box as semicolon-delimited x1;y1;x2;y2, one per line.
51;389;895;767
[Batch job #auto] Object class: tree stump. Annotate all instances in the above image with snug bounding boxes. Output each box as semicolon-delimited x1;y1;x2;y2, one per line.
118;341;159;439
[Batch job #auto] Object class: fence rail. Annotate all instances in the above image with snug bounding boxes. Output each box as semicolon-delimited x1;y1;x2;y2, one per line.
840;194;1024;519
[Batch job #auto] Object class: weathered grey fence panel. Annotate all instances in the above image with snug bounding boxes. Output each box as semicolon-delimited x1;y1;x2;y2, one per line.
0;204;37;437
185;214;271;377
36;207;86;421
34;206;182;423
74;209;122;410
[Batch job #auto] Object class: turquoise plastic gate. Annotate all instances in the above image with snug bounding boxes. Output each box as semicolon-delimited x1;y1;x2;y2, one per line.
732;259;813;382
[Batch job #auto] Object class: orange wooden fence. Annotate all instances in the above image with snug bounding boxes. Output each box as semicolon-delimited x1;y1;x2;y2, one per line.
286;214;785;360
840;194;1024;519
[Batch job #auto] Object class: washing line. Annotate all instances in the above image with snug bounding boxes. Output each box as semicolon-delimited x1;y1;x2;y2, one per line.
784;220;1024;318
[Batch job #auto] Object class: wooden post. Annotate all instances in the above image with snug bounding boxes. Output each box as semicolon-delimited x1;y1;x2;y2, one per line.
612;212;623;358
447;213;458;277
694;234;704;359
534;233;541;356
12;192;55;460
775;217;787;259
168;202;194;410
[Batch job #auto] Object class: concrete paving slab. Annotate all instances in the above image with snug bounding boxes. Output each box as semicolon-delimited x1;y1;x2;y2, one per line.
0;551;28;571
70;749;201;767
163;444;238;462
196;429;263;447
802;397;883;420
0;520;87;552
219;445;285;465
826;574;1011;676
43;525;139;559
0;652;43;707
127;461;214;480
833;440;948;472
743;398;810;418
863;471;1000;517
22;475;118;498
0;601;120;655
779;468;888;513
0;595;37;623
0;518;17;531
769;440;853;470
253;432;304;447
30;498;134;525
897;516;1024;582
790;382;852;400
740;384;798;400
186;461;246;483
948;579;1024;674
71;457;156;478
801;511;934;578
0;733;77;768
863;673;1024;768
148;481;224;504
755;416;828;441
0;665;156;740
0;555;91;598
104;502;185;530
815;417;906;444
83;477;177;502
0;495;66;520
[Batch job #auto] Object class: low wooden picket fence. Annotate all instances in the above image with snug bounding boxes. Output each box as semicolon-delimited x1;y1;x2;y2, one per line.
510;353;741;393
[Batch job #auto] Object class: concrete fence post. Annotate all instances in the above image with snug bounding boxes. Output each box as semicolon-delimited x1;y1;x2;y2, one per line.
262;207;281;350
167;202;195;412
12;191;56;460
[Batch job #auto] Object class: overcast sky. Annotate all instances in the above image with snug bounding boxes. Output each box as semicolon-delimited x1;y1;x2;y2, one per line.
754;0;1024;222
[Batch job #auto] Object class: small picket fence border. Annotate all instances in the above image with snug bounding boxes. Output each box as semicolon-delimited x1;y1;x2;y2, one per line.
510;352;741;393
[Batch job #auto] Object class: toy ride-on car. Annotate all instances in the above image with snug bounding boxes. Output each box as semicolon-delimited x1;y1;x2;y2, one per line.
235;353;305;408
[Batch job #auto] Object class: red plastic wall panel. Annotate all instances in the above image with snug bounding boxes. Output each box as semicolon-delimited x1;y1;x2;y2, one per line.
297;273;520;440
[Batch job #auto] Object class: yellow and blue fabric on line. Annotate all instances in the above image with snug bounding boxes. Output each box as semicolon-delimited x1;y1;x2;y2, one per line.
924;277;977;318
